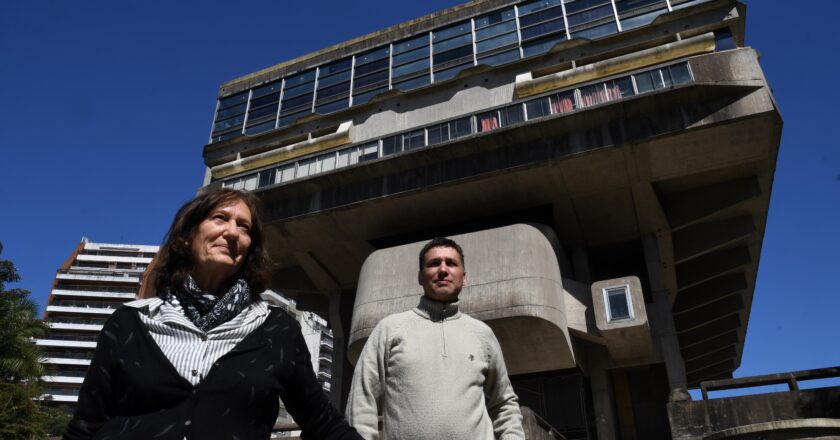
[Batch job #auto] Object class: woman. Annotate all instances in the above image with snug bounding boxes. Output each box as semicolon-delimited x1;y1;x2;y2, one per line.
66;189;360;440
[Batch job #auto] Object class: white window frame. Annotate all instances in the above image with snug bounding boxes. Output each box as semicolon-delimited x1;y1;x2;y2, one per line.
603;284;633;322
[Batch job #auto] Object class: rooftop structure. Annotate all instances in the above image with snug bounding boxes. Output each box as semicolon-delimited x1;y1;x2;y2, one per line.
201;1;782;438
37;238;158;408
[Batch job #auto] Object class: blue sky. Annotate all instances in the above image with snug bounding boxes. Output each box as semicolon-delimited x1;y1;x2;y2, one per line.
1;0;838;389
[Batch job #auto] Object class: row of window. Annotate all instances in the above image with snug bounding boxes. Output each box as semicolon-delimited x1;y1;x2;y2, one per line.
210;0;710;143
221;62;691;191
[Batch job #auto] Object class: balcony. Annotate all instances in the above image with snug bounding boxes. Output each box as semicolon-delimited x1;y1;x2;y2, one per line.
35;337;97;349
57;272;140;284
51;288;136;300
47;321;104;332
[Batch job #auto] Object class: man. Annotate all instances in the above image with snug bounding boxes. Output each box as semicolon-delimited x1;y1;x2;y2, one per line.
346;237;525;439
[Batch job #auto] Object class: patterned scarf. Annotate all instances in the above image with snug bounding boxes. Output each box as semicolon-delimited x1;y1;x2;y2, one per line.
164;276;252;332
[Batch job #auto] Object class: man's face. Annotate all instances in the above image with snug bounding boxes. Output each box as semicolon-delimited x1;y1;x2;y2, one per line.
418;246;466;302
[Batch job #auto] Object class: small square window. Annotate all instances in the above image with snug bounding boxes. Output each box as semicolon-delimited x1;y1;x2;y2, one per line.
604;285;633;322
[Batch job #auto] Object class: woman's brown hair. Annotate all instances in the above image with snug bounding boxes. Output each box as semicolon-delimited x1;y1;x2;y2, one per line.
150;188;270;298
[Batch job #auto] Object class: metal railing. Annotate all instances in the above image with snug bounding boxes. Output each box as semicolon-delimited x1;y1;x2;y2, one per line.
700;366;840;400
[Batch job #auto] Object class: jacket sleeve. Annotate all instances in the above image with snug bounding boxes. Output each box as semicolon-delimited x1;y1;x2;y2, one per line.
483;330;526;440
344;321;387;440
280;321;361;440
63;311;122;439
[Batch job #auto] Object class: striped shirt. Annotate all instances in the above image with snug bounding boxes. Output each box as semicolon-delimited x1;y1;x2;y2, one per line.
125;297;270;386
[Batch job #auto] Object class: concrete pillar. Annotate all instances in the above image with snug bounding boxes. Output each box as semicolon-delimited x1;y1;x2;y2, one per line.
642;234;688;397
588;347;618;440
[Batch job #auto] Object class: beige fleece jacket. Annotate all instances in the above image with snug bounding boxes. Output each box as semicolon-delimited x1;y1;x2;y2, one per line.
346;296;525;440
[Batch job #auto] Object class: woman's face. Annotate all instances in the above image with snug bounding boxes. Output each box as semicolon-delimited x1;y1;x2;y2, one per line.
189;199;253;283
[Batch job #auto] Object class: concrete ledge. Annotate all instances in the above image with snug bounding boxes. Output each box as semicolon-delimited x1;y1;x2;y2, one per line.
704;418;840;440
211;121;353;178
515;32;715;98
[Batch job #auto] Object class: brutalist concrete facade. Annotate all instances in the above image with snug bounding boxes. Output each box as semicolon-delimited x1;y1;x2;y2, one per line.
201;1;781;438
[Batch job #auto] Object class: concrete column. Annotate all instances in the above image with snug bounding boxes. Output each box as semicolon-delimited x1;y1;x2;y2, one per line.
642;234;688;397
588;346;618;440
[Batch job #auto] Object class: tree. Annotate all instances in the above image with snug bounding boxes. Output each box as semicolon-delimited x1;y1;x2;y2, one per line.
0;242;70;438
0;242;48;382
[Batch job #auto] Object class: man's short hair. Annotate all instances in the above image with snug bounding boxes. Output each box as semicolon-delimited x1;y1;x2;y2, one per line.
418;237;465;271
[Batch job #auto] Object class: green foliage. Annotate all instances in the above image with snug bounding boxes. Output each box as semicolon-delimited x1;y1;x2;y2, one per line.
0;243;49;383
0;242;70;438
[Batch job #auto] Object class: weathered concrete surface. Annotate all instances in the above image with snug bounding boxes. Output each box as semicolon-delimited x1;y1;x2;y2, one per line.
591;276;653;363
348;223;575;374
668;387;840;440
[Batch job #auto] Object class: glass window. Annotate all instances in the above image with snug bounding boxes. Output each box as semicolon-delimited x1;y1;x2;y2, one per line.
475;32;518;54
214;114;245;131
433;33;473;53
394;34;429;54
337;148;351;168
243;174;259;191
251;81;282;99
475;8;515;28
502;105;525;125
284;69;316;88
433;21;471;41
393;46;430;66
427;122;450;145
403;129;425;150
319;58;352;76
615;0;665;12
451;117;472;138
475;19;518;41
477;49;520;67
315;98;349;115
218;91;249;110
569;21;618;40
359;142;379;162
478;110;500;132
519;4;564;28
382;136;400;156
281;92;313;111
316;82;351;101
250;92;280;109
320;152;337;172
354;58;389;76
434;45;474;66
551;91;576;113
526;96;552;119
278;164;295;183
245;119;275;135
518;0;563;15
522;34;566;57
217;103;247;120
393;58;430;79
278;108;311;127
605;285;632;321
563;0;610;15
520;18;566;41
259;169;276;187
355;47;390;65
393;75;431;91
352;86;389;105
634;71;655;93
434;62;473;81
317;70;352;88
282;81;316;99
566;4;614;28
669;63;692;85
353;69;389;89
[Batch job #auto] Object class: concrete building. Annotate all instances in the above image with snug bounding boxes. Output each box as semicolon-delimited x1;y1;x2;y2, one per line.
201;0;782;438
37;238;158;410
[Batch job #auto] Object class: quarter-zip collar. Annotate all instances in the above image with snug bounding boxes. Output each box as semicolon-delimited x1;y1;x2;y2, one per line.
413;295;462;322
